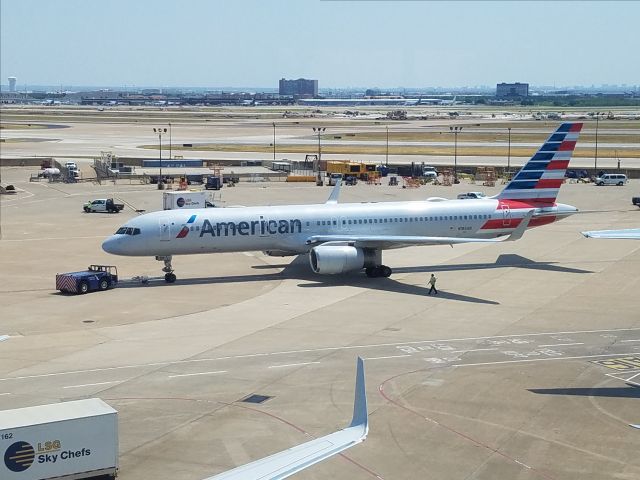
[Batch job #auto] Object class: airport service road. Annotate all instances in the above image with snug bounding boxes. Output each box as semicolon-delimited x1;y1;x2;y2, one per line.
1;327;639;397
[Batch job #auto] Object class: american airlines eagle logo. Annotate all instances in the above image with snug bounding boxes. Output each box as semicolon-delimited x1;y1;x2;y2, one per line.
176;214;197;238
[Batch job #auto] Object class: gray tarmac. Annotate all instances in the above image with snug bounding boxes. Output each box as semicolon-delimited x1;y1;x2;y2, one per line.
1;139;640;479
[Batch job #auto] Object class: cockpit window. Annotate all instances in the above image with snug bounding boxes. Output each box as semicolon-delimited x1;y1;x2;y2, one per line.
115;227;141;235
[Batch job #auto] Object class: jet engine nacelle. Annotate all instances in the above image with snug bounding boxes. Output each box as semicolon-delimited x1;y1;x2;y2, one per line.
310;245;377;274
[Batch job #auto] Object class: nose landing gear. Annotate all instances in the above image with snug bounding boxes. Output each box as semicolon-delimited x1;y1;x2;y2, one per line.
157;256;176;283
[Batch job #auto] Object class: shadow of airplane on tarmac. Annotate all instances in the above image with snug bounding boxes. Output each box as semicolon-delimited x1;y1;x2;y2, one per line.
394;254;592;275
528;385;640;399
114;253;587;303
115;255;499;304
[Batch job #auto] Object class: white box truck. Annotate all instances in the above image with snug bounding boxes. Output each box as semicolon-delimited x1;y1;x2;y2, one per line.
162;191;211;210
0;398;118;480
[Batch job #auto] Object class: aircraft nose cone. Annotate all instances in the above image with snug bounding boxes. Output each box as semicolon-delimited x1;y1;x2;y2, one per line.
102;236;122;255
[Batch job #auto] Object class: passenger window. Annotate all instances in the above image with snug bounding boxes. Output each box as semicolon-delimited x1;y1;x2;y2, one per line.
316;221;320;226
333;220;337;225
342;220;345;225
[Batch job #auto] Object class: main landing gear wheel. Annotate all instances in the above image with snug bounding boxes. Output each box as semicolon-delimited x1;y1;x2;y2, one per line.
365;265;392;278
164;273;176;283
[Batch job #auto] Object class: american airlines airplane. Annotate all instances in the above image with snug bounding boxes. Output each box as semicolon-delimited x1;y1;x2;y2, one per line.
103;123;583;283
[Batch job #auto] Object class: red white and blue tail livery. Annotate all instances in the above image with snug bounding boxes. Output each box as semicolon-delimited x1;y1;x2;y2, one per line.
497;122;582;205
104;124;582;282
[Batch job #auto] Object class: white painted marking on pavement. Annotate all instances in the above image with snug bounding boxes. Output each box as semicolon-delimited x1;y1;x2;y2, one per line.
538;343;584;347
363;355;411;361
0;393;11;396
2;328;638;383
168;370;227;378
63;381;122;389
449;348;499;353
453;352;639;368
620;339;640;343
268;362;320;369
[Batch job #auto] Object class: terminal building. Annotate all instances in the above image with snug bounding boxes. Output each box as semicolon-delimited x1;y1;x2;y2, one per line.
279;78;318;97
496;82;529;98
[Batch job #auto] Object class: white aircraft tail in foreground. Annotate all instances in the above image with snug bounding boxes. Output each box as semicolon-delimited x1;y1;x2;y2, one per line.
206;357;368;480
103;123;583;282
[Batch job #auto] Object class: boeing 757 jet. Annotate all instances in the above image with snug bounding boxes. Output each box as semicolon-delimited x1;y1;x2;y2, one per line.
103;123;582;282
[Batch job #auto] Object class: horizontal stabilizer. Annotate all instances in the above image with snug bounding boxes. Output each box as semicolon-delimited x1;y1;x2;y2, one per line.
503;210;534;242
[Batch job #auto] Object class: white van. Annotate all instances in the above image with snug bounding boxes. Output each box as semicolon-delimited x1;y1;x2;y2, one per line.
595;173;627;186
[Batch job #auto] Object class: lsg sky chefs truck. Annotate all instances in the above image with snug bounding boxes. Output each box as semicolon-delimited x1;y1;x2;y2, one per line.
1;399;118;480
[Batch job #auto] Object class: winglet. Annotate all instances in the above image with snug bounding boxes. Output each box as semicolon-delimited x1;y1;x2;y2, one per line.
348;357;368;434
326;178;341;204
505;210;534;242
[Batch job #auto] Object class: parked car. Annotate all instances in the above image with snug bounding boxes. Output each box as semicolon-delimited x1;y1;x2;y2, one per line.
422;166;438;179
595;173;627;186
327;173;343;186
457;192;488;200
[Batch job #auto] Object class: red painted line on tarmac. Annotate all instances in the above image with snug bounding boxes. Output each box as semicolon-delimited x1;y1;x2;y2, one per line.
378;370;556;480
105;396;384;479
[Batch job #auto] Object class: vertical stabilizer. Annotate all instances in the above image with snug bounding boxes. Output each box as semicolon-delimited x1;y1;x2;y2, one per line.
497;122;582;204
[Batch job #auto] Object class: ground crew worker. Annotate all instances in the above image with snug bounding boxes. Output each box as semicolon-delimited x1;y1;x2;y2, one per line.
428;273;438;295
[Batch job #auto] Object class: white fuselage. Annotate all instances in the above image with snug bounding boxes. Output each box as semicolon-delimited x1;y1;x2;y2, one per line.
102;198;572;257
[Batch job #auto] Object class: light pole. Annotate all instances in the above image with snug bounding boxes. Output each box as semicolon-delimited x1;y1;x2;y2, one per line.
450;126;462;182
594;112;605;176
386;126;389;166
153;127;167;190
507;127;512;178
313;127;326;164
272;122;276;162
168;122;172;160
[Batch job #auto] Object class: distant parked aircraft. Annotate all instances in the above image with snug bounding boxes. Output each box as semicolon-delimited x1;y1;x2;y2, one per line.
581;228;640;239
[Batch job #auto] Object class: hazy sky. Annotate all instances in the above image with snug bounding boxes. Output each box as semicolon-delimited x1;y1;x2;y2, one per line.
2;0;639;88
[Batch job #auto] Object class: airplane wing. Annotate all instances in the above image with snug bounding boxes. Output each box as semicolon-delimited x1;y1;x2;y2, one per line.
307;211;533;249
205;357;368;480
581;228;640;239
